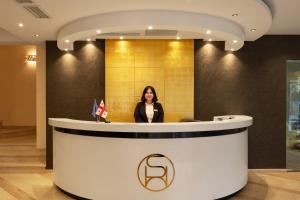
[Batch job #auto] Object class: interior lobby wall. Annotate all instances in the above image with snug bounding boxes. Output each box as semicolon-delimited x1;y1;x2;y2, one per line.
46;40;105;168
0;45;36;126
105;39;194;122
194;36;300;169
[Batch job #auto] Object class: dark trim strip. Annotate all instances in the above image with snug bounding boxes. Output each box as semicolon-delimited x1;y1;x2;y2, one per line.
54;127;247;138
56;185;91;200
56;184;242;200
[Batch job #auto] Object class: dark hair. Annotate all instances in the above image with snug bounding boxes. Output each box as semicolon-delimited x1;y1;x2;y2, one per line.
141;86;158;103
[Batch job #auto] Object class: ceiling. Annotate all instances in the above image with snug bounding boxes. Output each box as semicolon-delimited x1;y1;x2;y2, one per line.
0;0;299;47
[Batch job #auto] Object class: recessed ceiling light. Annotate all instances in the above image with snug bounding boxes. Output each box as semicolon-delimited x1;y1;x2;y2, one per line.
120;36;124;40
176;36;181;40
148;26;153;30
96;30;101;34
230;48;235;51
233;40;238;43
250;28;256;32
34;34;39;38
206;30;211;34
232;13;238;17
87;38;91;41
64;49;68;51
65;39;70;43
208;38;212;42
18;23;24;28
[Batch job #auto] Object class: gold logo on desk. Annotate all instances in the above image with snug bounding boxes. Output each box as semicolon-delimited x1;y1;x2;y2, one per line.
137;154;175;192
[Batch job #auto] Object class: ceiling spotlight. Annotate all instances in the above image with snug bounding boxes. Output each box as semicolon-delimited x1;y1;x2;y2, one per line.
18;23;24;28
120;36;124;40
233;40;238;43
208;38;212;42
250;28;256;32
148;26;153;30
206;30;211;34
64;49;68;51
232;13;238;17
65;39;70;43
176;36;181;40
87;38;91;42
230;48;235;51
34;34;39;38
96;30;101;34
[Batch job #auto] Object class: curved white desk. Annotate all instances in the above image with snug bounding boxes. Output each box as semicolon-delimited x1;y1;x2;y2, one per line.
49;115;252;200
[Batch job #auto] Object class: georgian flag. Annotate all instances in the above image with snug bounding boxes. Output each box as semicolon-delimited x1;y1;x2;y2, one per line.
96;99;108;118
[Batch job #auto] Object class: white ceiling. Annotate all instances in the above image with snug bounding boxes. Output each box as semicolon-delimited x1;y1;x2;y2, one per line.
0;0;299;45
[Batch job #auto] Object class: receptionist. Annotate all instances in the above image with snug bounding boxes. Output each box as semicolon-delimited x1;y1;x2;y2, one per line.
134;86;164;123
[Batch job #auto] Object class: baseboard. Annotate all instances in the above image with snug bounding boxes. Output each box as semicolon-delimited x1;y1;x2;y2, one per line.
249;169;287;172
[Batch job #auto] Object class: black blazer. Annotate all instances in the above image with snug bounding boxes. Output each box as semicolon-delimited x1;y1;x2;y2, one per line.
134;102;164;123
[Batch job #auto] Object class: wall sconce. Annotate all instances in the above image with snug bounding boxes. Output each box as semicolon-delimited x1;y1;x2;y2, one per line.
26;55;36;62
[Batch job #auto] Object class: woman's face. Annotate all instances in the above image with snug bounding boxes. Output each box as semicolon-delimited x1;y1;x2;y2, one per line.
145;88;154;102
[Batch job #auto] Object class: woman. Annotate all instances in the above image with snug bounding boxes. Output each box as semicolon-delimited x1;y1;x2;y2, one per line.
134;86;164;123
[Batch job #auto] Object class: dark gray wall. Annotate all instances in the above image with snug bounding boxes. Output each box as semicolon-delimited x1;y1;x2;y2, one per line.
195;36;300;168
46;40;105;168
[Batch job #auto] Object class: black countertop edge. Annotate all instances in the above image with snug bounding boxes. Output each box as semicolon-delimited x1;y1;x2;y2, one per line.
54;127;247;138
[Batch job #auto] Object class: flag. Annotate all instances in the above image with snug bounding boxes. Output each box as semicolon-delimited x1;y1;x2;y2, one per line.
96;99;108;119
91;99;98;118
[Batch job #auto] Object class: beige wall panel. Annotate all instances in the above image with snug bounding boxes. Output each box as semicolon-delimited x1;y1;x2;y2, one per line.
0;45;36;126
134;68;164;82
106;67;134;82
165;112;194;122
106;82;134;97
106;39;194;122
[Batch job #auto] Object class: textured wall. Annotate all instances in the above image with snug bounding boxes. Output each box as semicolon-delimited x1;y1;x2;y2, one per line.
194;36;300;168
105;39;194;122
46;40;105;168
0;45;36;126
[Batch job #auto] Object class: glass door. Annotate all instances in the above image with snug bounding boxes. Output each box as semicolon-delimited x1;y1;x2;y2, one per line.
287;60;300;171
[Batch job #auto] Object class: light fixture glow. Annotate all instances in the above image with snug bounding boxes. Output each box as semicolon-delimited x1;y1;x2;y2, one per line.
34;34;39;38
18;23;24;27
96;30;101;34
208;38;212;42
206;30;211;34
120;36;124;40
87;38;91;41
230;48;235;51
250;28;256;32
233;40;238;43
64;49;68;51
148;26;153;30
232;13;238;17
176;36;181;40
26;55;36;62
65;39;70;43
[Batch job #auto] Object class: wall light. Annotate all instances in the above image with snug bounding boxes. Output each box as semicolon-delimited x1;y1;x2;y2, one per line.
26;54;36;62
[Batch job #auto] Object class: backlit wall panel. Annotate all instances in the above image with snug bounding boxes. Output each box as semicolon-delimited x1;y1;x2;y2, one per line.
105;39;194;122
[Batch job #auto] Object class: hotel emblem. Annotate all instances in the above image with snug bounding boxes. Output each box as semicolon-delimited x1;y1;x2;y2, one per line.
137;154;175;192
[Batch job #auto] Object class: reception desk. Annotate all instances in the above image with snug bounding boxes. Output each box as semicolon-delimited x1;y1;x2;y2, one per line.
49;115;252;200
